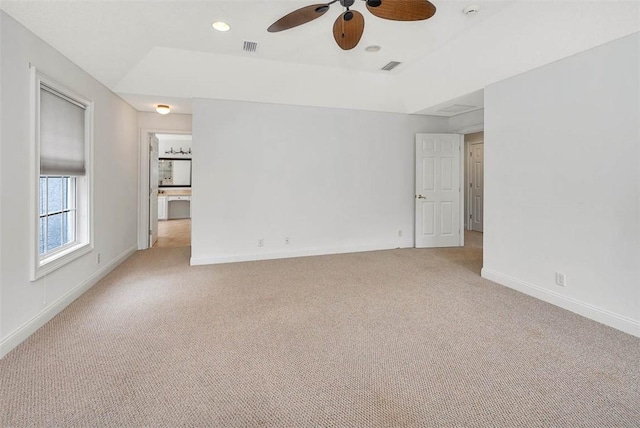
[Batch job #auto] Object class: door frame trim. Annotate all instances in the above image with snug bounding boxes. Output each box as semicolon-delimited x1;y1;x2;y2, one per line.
458;137;465;247
466;141;472;230
137;128;191;250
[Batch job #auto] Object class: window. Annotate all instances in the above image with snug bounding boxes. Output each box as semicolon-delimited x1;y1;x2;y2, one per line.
39;176;76;255
31;69;93;280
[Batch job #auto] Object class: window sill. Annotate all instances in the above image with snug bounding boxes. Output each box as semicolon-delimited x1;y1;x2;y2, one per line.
32;242;93;281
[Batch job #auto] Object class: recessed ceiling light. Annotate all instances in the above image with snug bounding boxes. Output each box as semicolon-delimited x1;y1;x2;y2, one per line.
463;4;480;15
365;45;381;52
212;21;231;32
156;104;171;115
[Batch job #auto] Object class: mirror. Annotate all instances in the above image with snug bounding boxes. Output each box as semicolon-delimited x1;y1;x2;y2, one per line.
159;159;191;187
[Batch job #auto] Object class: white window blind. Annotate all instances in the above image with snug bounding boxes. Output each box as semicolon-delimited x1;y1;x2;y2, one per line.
40;85;86;176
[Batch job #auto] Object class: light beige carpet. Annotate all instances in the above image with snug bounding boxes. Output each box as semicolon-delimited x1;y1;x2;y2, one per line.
1;233;639;427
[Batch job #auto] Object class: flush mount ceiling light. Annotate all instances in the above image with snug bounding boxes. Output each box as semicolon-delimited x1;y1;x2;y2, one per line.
156;104;171;115
365;45;381;52
212;21;231;32
463;4;480;15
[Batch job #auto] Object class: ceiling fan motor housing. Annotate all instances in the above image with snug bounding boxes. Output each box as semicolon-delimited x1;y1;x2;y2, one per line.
339;0;355;7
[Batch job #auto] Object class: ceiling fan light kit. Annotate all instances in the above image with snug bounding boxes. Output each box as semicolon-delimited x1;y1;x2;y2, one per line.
268;0;436;51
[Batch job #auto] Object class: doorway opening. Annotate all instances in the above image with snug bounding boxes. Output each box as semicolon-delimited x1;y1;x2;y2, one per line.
149;133;193;248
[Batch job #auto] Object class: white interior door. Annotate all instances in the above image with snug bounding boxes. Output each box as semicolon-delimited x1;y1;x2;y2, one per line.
149;134;159;247
415;133;462;248
470;142;484;232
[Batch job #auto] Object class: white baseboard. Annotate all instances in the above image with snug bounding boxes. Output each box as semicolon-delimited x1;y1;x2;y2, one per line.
190;240;413;266
481;267;640;338
0;245;138;359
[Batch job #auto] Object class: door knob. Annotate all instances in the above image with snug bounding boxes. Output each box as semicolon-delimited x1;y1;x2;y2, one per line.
416;194;426;199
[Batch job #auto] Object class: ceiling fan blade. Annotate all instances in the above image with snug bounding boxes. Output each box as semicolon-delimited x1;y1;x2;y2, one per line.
366;0;436;21
333;10;365;50
268;4;331;32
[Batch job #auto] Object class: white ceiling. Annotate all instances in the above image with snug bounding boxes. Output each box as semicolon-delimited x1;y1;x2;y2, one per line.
3;0;639;115
416;90;483;117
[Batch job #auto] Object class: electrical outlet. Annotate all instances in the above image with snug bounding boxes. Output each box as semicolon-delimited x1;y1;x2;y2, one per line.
398;230;402;237
97;253;101;264
555;272;566;287
258;238;264;247
285;237;290;245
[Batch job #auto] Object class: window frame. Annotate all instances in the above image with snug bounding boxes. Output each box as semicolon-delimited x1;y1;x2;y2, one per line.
30;68;94;281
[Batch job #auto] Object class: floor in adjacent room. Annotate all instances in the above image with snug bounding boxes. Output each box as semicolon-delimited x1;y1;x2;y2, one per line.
155;218;191;248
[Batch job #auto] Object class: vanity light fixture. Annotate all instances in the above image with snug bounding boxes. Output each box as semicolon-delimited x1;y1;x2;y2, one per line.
212;21;231;32
156;104;171;115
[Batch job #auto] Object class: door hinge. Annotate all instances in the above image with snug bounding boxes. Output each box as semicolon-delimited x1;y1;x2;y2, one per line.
149;229;152;235
469;182;472;188
470;214;473;219
149;144;153;152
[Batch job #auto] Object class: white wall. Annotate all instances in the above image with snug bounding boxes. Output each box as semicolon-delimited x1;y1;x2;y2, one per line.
191;99;450;265
139;112;192;132
482;33;640;337
0;12;139;357
158;136;192;159
0;15;3;351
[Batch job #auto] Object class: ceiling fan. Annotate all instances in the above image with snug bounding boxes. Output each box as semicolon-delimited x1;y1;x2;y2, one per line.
267;0;436;51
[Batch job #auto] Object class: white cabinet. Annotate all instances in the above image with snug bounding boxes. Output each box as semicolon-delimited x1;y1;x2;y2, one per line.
158;196;168;220
158;194;191;220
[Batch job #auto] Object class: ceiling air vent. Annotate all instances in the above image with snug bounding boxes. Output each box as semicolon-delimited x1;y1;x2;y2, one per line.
381;61;402;71
243;41;258;53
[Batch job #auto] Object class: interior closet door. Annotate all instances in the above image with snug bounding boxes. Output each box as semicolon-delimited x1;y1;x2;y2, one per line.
470;142;484;232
